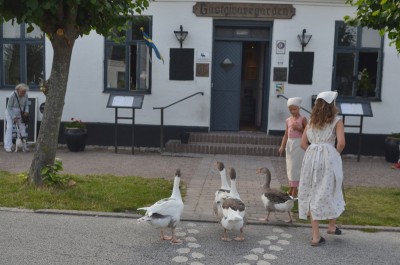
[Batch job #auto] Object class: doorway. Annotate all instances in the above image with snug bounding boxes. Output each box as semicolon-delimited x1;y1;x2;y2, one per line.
240;42;266;131
210;21;271;132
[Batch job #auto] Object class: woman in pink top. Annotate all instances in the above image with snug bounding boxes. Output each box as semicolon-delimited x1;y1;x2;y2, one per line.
279;97;308;198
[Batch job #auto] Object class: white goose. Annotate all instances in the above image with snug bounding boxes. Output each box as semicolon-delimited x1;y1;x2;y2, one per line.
213;161;230;220
256;167;295;223
137;169;184;244
220;168;246;241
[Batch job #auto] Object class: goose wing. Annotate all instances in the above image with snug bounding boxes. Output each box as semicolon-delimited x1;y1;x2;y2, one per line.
264;189;291;204
138;197;183;217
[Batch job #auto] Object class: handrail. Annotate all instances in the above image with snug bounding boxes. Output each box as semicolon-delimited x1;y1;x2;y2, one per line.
153;92;204;110
153;92;204;152
277;94;311;114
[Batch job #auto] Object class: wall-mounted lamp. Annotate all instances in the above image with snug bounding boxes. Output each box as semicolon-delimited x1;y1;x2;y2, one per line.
174;25;188;48
297;29;312;52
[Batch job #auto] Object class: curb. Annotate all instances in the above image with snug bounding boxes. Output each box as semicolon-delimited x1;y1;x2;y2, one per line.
2;207;399;233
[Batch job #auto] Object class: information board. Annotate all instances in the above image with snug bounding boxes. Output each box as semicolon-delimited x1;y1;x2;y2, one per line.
106;94;144;109
336;99;373;117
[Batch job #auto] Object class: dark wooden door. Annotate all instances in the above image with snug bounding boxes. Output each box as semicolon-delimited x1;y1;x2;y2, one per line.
211;41;242;131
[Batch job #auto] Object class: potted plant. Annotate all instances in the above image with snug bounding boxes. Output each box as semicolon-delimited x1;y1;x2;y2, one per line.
384;133;400;163
358;68;374;97
64;117;88;152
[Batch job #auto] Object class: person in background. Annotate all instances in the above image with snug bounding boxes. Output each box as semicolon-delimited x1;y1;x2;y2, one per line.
4;83;29;153
279;97;307;198
298;91;346;247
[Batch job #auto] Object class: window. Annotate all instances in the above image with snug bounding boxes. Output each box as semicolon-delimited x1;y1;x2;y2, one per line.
332;21;383;100
0;21;45;89
104;17;151;93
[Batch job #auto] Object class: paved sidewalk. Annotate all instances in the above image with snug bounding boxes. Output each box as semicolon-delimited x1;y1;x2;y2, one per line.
1;146;399;227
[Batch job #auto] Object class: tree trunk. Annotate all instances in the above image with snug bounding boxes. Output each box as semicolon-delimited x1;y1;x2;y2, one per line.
28;34;76;185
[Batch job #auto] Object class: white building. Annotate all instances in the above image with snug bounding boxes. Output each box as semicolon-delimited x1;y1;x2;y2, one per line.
1;0;399;156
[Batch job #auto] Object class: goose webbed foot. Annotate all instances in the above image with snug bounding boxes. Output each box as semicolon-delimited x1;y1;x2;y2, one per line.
169;228;183;244
284;212;293;223
259;212;271;222
170;238;183;245
221;229;232;241
160;230;173;241
233;228;244;241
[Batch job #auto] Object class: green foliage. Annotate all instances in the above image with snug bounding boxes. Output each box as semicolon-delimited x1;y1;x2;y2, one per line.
0;171;182;213
390;132;400;138
295;187;400;227
358;68;373;92
0;0;150;38
345;0;400;52
64;117;86;129
41;158;70;187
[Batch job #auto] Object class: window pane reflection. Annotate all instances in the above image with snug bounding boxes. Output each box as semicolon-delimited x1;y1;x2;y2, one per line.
334;52;355;96
361;28;381;48
27;44;44;85
3;44;21;85
337;23;357;47
3;21;21;38
106;46;126;89
26;24;44;39
130;43;149;91
131;17;150;40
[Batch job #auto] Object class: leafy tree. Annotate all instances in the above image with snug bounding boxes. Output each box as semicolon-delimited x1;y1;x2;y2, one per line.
345;0;400;52
0;0;150;185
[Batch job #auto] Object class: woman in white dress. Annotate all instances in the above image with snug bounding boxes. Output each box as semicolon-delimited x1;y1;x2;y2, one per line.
298;91;346;247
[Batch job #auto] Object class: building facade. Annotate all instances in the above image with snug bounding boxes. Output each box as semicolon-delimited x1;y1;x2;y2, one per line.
1;0;399;155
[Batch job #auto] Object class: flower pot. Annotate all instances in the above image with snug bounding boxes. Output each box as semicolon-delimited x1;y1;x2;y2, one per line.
64;128;88;152
384;137;400;163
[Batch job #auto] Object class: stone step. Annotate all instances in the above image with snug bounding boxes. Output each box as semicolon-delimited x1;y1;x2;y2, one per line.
188;132;282;145
165;131;282;156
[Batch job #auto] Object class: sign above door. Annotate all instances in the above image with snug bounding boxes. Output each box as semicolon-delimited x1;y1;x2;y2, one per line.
193;2;295;19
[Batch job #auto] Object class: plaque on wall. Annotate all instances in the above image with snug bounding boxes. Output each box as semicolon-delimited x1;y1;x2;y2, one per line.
196;63;209;77
273;67;287;82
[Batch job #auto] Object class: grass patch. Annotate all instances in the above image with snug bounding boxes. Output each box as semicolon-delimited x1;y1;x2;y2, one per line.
291;187;400;227
0;171;185;213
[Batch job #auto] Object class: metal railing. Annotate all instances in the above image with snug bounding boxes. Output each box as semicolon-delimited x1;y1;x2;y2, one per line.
153;92;204;152
277;94;311;114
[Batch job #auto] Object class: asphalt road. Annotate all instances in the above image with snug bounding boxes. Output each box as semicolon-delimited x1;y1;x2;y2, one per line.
1;209;398;265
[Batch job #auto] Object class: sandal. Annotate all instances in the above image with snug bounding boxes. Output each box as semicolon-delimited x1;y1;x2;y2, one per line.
311;236;325;247
327;227;342;235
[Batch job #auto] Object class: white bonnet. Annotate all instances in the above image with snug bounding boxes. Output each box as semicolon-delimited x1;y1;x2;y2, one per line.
316;91;338;104
287;97;302;107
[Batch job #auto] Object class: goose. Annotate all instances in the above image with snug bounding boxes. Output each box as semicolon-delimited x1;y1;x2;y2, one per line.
137;169;184;244
213;161;230;220
220;168;246;241
256;167;295;223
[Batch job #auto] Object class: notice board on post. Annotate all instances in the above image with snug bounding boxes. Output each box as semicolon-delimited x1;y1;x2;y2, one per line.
335;98;373;162
106;94;144;109
336;98;373;117
106;93;144;155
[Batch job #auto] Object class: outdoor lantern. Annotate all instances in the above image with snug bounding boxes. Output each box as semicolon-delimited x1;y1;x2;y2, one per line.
297;29;312;52
174;25;188;48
